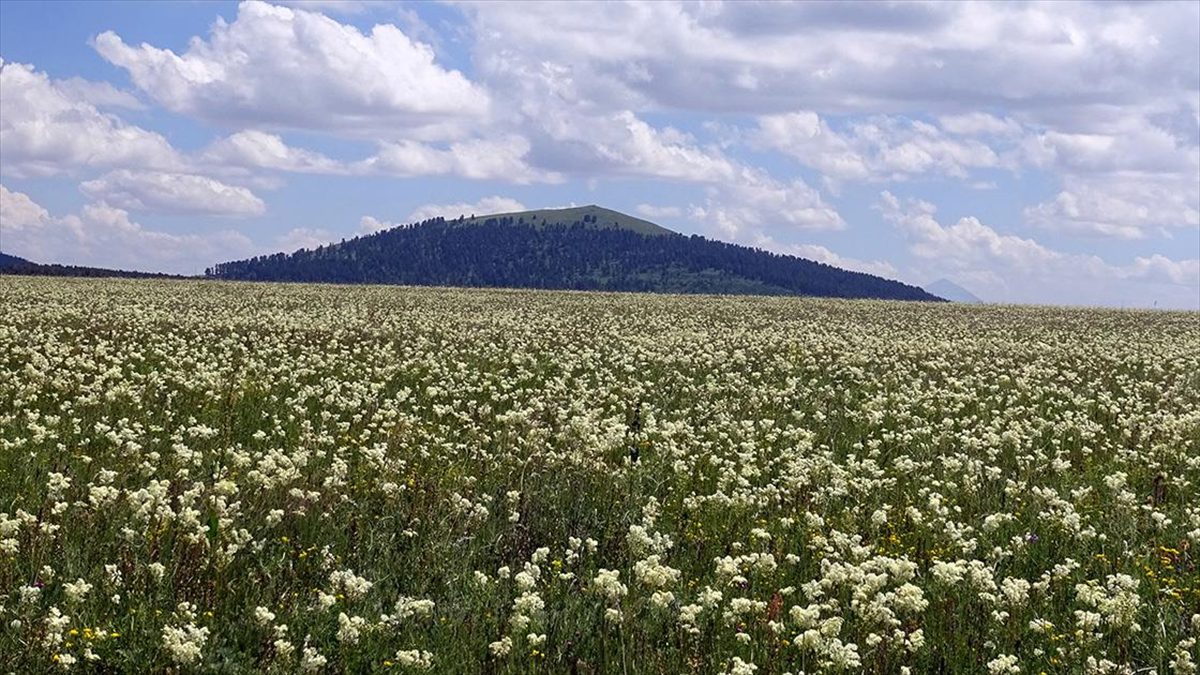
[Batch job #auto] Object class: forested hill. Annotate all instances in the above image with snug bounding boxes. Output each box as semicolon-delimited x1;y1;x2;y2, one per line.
0;252;180;279
207;205;942;301
0;252;31;269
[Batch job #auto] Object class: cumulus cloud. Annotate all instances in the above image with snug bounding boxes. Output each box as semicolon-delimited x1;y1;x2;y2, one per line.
54;77;145;110
492;93;744;184
0;184;254;273
3;1;1196;303
94;0;489;139
755;112;1006;182
688;169;845;240
937;113;1021;137
463;1;1197;241
361;137;555;183
525;111;738;182
0;183;52;230
0;60;181;177
1020;117;1200;238
80;170;266;216
1024;175;1200;240
878;191;1199;308
636;204;682;219
274;0;373;13
357;216;396;235
276;227;338;252
201;131;345;174
755;236;900;280
790;244;899;280
463;2;1197;119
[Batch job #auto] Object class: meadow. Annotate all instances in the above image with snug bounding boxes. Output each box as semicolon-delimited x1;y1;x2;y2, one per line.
1;277;1197;673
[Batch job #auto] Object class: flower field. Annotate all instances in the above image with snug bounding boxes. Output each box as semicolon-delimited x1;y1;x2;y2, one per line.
1;276;1198;673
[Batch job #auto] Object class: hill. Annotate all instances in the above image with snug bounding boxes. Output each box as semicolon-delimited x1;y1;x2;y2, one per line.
0;251;180;279
924;278;983;304
207;205;941;301
0;252;33;269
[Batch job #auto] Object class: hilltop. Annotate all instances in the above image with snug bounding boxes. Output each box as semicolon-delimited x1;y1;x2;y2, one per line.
452;205;674;238
207;205;941;301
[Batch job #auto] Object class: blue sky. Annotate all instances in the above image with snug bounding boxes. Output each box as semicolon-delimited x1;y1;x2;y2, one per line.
1;0;1197;308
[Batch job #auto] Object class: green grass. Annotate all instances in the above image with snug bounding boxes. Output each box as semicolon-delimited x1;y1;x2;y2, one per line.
0;277;1197;673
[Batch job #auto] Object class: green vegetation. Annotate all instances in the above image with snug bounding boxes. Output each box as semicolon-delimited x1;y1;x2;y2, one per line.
1;277;1197;673
206;206;939;301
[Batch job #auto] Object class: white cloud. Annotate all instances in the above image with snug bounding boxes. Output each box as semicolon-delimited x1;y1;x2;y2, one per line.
274;0;373;13
0;60;181;177
937;113;1021;137
531;111;737;182
3;1;1197;300
793;243;899;280
755;112;1004;182
362;137;555;183
1126;254;1200;287
276;227;337;252
80;170;266;217
763;238;900;280
464;2;1198;119
636;204;682;219
1024;120;1196;175
753;112;870;181
55;77;145;110
358;216;396;234
1021;117;1200;238
202;131;345;174
689;169;845;240
0;184;254;273
1024;174;1200;239
518;106;741;184
878;191;1200;308
94;0;489;139
596;112;738;182
462;0;1197;240
0;183;52;231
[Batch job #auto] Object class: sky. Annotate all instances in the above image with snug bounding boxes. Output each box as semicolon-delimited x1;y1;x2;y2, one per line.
0;0;1197;308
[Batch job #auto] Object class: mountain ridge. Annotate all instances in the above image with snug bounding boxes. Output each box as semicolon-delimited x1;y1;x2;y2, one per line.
0;251;182;279
208;205;942;301
924;278;983;304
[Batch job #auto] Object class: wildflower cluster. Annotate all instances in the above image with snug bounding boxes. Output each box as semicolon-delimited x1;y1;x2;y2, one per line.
0;277;1197;672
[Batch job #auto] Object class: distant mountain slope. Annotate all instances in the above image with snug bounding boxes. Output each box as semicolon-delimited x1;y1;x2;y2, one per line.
925;278;983;303
0;252;33;269
208;206;940;301
0;251;181;279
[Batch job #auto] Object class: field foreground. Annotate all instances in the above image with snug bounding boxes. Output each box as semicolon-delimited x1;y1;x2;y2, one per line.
1;277;1198;673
